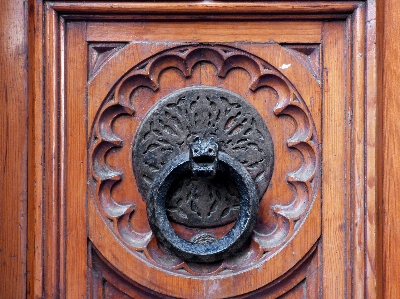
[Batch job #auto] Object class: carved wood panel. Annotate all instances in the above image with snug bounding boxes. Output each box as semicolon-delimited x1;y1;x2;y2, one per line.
30;2;377;298
88;42;321;297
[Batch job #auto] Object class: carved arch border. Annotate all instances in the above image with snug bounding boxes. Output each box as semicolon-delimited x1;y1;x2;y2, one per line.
89;43;321;293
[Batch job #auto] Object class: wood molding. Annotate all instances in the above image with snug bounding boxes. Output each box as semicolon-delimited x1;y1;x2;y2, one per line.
27;1;45;298
49;1;362;21
377;0;400;298
50;1;360;14
0;0;28;298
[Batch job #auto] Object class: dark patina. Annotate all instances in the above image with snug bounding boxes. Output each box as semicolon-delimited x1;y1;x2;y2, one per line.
132;86;274;262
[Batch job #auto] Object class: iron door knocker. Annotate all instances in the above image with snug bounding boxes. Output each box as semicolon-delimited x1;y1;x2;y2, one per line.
133;86;274;263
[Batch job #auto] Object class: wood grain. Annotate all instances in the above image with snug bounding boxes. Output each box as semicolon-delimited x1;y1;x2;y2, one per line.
87;21;322;44
321;21;348;299
89;242;320;299
27;0;44;297
352;5;366;299
24;1;380;298
0;0;28;298
365;1;377;298
65;21;88;299
42;7;61;297
377;0;400;298
0;0;385;298
87;41;322;298
50;1;360;15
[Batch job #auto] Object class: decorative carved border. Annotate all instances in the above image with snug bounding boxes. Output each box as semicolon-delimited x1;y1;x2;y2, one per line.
90;44;319;276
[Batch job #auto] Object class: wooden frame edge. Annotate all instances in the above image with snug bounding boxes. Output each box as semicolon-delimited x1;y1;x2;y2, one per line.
365;1;377;298
49;1;360;14
27;0;44;298
376;0;400;298
0;0;29;298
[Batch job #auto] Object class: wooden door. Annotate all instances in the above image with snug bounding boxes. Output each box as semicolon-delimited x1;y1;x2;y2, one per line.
88;41;320;298
24;1;379;298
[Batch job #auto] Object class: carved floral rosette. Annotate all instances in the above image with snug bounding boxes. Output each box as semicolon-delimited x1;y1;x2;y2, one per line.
90;45;320;276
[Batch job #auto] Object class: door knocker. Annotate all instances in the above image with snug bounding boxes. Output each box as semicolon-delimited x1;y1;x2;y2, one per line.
133;86;274;263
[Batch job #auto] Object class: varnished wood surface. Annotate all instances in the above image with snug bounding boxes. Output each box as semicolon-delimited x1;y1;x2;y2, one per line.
87;21;323;44
321;21;349;298
377;0;400;298
42;7;61;297
64;21;88;298
0;0;28;298
1;0;395;298
34;1;379;298
365;1;377;298
86;41;322;298
27;0;44;298
51;1;360;15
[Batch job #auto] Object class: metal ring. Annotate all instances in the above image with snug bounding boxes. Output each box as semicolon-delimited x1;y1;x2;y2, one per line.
147;151;259;263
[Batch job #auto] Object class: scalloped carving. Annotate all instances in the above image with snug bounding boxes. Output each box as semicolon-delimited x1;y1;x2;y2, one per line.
90;45;320;276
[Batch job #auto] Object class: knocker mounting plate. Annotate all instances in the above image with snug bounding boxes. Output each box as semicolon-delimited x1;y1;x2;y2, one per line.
132;86;274;261
133;86;274;226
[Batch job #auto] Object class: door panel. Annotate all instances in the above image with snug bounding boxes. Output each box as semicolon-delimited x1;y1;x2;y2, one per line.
29;2;377;298
86;41;321;298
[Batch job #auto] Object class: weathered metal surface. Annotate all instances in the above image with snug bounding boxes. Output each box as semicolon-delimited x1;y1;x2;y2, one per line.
147;151;259;263
132;86;275;262
133;86;274;228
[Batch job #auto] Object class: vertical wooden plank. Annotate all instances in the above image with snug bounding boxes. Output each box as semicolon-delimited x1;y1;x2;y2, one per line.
344;17;353;299
352;5;366;299
27;0;44;298
59;16;67;298
0;0;28;298
42;6;61;298
321;22;348;299
65;21;88;299
377;0;400;297
365;1;377;298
